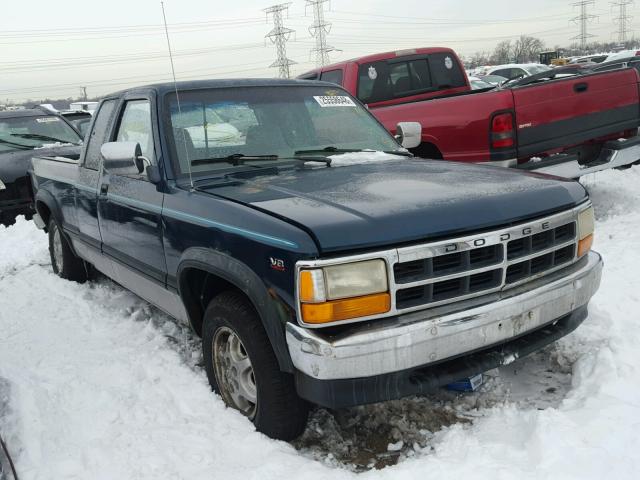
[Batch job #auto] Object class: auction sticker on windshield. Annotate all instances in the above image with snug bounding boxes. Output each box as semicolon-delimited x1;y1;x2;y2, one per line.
313;96;357;107
36;117;60;123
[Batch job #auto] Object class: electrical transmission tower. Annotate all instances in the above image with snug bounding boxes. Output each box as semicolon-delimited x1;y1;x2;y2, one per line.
612;0;634;43
80;86;88;101
306;0;335;67
571;1;597;49
264;3;296;79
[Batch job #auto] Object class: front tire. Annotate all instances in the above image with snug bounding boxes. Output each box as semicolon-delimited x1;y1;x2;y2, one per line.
48;218;87;282
202;291;309;440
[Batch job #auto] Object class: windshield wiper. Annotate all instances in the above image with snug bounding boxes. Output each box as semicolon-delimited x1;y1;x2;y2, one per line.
10;133;79;144
294;147;366;155
0;138;33;150
191;154;279;166
384;150;413;157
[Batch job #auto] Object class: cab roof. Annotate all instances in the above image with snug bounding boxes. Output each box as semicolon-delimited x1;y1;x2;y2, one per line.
105;78;334;99
298;47;457;77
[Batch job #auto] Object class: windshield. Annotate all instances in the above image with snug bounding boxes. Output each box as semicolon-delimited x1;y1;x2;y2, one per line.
0;115;82;153
164;85;403;175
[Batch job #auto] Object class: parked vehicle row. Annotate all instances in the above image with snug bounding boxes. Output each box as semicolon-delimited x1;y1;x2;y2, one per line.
299;47;640;179
29;79;602;441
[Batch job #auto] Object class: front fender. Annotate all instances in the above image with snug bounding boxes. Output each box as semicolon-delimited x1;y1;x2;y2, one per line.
177;247;294;372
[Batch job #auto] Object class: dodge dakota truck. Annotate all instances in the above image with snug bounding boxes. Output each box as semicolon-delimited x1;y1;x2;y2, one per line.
300;47;640;178
0;109;82;225
29;79;602;440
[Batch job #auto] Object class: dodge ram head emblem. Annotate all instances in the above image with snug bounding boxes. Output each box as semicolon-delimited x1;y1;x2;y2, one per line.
270;257;286;272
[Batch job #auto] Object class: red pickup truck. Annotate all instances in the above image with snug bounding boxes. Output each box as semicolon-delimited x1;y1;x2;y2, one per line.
299;47;640;178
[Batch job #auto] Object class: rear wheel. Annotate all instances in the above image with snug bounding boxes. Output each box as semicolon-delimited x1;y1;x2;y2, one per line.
202;290;309;440
48;218;87;282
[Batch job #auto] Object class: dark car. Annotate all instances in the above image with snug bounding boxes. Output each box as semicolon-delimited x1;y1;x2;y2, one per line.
0;109;82;225
60;110;93;138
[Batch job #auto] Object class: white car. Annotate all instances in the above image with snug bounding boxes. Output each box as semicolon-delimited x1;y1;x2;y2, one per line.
603;50;640;63
486;63;551;81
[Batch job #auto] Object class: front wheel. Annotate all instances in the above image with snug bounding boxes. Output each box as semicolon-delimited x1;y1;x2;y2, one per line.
48;218;87;282
202;291;309;440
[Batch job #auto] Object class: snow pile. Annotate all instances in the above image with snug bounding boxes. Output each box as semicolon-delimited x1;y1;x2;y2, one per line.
1;167;640;479
328;150;405;166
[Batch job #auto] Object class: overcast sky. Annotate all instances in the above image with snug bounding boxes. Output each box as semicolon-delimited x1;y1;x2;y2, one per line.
1;0;635;102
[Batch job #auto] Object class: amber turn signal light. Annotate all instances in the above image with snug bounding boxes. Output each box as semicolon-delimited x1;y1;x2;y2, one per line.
301;293;391;324
578;233;593;258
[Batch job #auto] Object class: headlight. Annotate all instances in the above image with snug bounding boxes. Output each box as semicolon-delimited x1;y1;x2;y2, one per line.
577;205;594;258
298;259;390;324
0;179;5;191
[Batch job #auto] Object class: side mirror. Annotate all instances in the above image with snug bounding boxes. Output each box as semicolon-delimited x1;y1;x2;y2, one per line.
101;141;159;183
395;122;422;149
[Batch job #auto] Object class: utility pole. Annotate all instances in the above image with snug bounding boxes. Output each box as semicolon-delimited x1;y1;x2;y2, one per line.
612;0;634;43
264;3;295;79
571;1;597;50
306;0;335;67
79;86;88;101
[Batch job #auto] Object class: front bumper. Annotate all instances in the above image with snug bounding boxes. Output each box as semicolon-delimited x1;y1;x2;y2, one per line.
286;251;602;407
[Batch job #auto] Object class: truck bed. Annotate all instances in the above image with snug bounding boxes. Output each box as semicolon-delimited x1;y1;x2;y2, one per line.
372;68;640;165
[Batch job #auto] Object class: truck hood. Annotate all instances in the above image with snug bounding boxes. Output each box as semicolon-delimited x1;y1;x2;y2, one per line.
0;145;81;184
200;158;588;253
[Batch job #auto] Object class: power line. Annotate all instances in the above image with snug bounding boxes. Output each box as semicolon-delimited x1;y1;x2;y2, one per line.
612;0;634;43
571;1;598;49
265;3;296;79
330;10;576;25
306;0;335;67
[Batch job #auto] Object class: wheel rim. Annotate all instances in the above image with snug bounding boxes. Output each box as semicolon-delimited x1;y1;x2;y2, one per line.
212;326;257;419
52;225;64;272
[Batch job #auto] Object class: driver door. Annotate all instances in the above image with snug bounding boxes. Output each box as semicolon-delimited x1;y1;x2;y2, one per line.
97;96;167;283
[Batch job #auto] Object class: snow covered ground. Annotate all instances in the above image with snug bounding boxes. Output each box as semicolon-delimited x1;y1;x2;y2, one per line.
1;167;640;479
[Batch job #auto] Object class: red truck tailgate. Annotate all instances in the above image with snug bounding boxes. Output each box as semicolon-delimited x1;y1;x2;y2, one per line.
513;69;640;158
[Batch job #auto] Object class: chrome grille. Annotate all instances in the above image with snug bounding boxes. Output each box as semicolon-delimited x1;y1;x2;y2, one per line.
393;210;579;313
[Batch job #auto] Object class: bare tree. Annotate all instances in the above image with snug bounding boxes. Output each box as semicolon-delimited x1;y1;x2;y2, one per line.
511;35;545;63
468;51;491;68
492;40;513;64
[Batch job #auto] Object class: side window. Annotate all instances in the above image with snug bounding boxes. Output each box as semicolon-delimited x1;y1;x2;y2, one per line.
428;53;466;88
492;69;511;79
319;69;344;86
116;100;155;163
83;99;116;170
